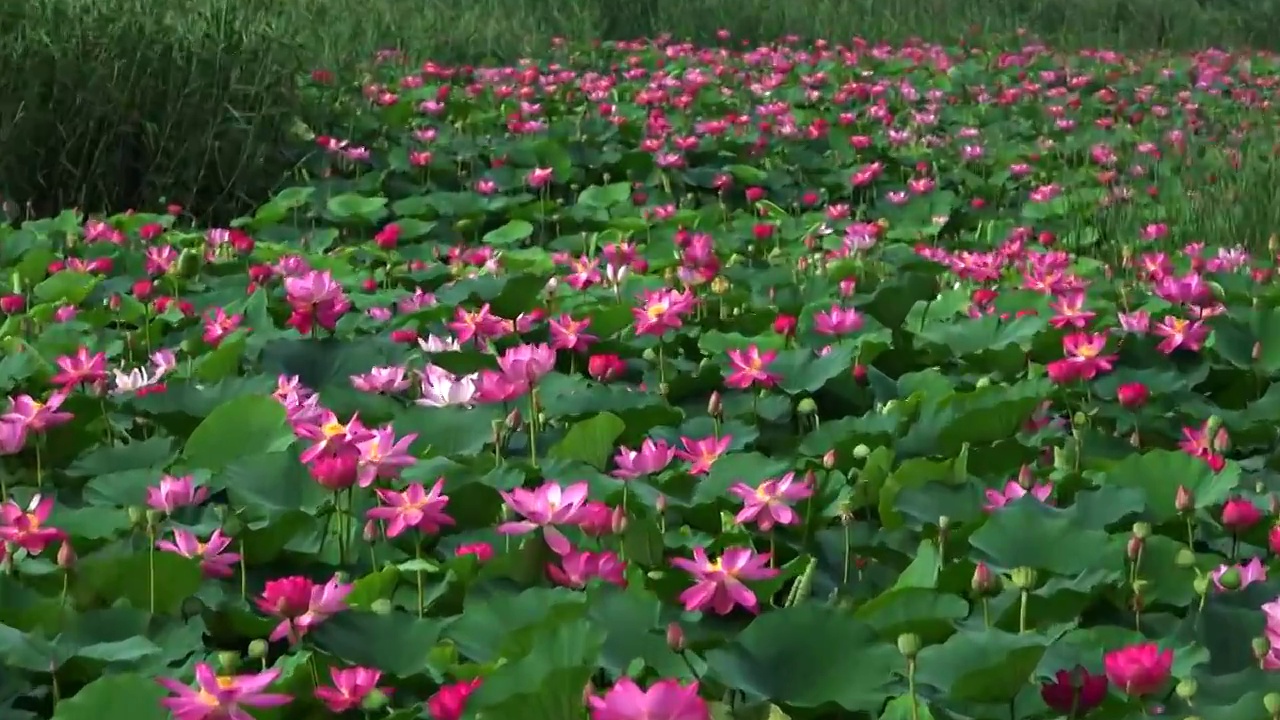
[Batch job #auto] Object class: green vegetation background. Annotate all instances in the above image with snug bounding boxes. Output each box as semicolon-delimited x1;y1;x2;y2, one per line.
1;0;1278;224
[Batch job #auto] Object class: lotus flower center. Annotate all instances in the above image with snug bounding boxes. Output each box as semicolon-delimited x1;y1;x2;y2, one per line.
646;302;668;320
321;421;345;438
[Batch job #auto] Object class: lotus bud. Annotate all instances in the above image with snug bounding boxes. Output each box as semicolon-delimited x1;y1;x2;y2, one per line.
822;450;836;469
971;562;998;596
1206;415;1222;441
1017;465;1034;489
363;521;379;542
217;650;240;673
505;408;522;430
56;541;76;570
610;505;627;534
1176;485;1195;513
247;639;269;659
655;494;667;513
1255;636;1273;660
707;391;722;417
1176;678;1197;700
852;444;870;460
666;622;685;652
797;398;817;415
1010;566;1038;591
1265;692;1280;716
370;598;393;615
938;516;950;533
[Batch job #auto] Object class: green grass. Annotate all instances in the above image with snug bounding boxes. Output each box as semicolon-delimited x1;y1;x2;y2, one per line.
4;0;1280;225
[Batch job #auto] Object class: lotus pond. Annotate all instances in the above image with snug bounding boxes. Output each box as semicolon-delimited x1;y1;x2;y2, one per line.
5;34;1280;720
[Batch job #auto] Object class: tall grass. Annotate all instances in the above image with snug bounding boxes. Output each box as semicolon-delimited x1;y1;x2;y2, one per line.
3;0;1280;224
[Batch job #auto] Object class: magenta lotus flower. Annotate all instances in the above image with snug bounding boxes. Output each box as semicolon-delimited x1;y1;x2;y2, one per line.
613;438;676;478
547;548;626;589
671;546;778;615
255;574;352;643
351;366;412;394
813;304;864;336
723;345;779;389
675;435;732;475
354;426;417;487
728;471;814;531
50;346;108;388
366;479;455;538
0;494;65;555
146;474;209;513
588;677;709;720
314;666;390;713
632;288;696;336
3;391;74;432
157;528;240;578
295;411;374;464
983;480;1053;512
497;481;590;554
158;663;292;720
497;342;556;384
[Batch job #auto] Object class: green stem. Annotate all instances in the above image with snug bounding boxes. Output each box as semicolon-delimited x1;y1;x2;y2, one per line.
1018;590;1028;633
147;527;156;615
907;659;919;720
415;543;425;618
528;390;539;468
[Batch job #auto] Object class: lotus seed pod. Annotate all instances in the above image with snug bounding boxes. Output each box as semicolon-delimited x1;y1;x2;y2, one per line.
145;508;163;528
1175;547;1197;568
1217;567;1242;590
127;506;145;526
247;639;269;659
370;599;393;615
797;397;818;415
1265;692;1280;715
361;689;390;711
1010;566;1038;591
1131;522;1151;539
217;650;240;673
1176;678;1197;700
659;382;670;396
1071;411;1087;428
852;444;871;460
896;633;921;659
710;276;729;295
1193;575;1210;597
1253;636;1272;659
975;376;991;388
641;348;657;363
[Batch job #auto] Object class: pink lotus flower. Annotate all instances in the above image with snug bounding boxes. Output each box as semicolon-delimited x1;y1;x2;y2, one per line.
295;411;374;464
670;546;778;615
728;472;814;531
549;314;597;351
723;345;780;389
497;343;557;384
159;663;291;720
675;435;732;475
351;366;413;394
3;391;74;432
548;548;626;589
202;308;243;347
813;305;864;336
355;426;416;487
1103;643;1173;697
0;494;65;555
314;666;390;713
254;574;352;643
983;480;1053;512
1222;497;1263;532
146;474;209;514
157;528;240;578
1153;315;1209;354
366;479;455;538
50;346;108;388
633;288;696;336
613;438;676;478
1211;557;1267;591
497;481;590;554
588;677;709;720
427;678;482;720
417;364;479;407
